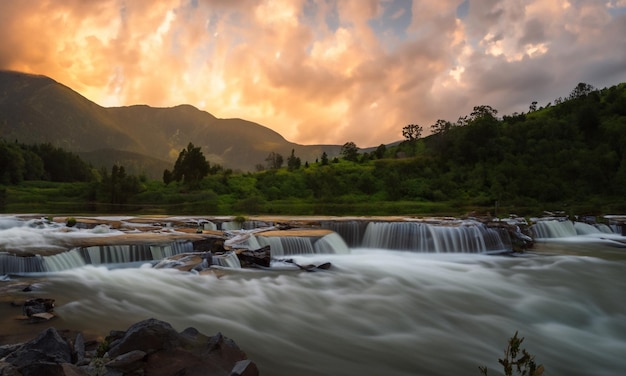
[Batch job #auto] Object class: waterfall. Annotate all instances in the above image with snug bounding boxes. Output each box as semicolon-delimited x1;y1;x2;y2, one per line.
362;222;435;251
595;223;614;234
574;222;603;235
242;220;273;230
314;232;351;254
531;220;577;238
240;235;262;250
257;236;315;257
320;220;368;247
203;221;218;231
149;241;194;260
82;244;153;265
212;252;242;268
0;253;46;274
257;232;350;257
221;221;242;231
43;248;87;272
361;221;510;253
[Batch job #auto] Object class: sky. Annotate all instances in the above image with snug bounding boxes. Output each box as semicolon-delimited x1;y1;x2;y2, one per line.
1;0;625;147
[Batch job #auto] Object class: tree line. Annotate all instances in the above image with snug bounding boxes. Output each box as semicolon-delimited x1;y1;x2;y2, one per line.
2;82;625;215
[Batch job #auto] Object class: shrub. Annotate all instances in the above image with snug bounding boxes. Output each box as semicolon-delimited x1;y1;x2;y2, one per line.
479;331;544;376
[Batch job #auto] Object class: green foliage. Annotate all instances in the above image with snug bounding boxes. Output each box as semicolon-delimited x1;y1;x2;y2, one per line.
3;81;626;216
341;142;359;162
265;151;284;169
479;331;544;376
0;140;92;185
287;149;301;171
402;124;423;141
66;217;77;227
166;142;211;188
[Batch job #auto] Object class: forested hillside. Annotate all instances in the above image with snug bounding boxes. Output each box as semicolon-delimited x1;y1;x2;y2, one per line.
2;82;625;216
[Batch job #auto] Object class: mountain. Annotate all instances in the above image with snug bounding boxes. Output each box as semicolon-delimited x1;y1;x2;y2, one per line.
0;70;342;177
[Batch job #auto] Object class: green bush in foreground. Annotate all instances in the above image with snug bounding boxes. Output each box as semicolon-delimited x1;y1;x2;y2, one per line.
479;331;544;376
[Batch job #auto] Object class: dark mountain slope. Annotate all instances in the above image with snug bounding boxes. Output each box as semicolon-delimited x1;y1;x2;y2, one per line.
0;70;342;176
0;71;138;152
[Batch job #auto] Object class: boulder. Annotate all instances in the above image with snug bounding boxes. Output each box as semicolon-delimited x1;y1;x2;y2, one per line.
0;318;258;376
4;327;72;369
106;318;181;358
106;318;257;376
22;298;55;317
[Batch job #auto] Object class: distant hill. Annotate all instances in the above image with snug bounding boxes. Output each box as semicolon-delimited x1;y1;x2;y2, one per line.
0;70;344;177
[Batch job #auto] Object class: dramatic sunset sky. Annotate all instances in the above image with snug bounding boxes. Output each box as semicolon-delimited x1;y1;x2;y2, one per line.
1;0;625;146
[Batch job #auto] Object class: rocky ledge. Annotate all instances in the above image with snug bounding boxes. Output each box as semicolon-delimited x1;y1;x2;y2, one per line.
0;318;258;376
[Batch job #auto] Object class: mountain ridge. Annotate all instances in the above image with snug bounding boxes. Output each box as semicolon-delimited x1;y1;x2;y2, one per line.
0;70;344;177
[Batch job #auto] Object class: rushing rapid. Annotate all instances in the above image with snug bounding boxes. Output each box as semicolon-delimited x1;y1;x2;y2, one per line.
2;215;626;375
39;251;626;376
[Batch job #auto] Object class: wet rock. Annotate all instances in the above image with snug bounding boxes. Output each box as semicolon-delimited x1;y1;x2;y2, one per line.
4;327;72;368
22;298;55;317
237;246;271;268
0;319;258;376
105;350;147;373
106;318;181;358
0;361;20;376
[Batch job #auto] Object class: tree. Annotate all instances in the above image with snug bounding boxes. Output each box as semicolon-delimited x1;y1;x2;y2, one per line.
402;124;423;142
569;82;595;100
430;119;453;135
374;144;387;159
341;142;359;162
320;151;329;165
469;105;498;121
167;142;210;187
265;152;284;169
287;149;301;171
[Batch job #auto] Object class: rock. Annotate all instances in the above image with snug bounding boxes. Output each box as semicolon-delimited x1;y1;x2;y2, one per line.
19;362;86;376
231;359;259;376
22;298;55;317
0;343;22;359
0;361;20;376
0;318;258;376
236;246;271;268
153;253;208;271
106;318;181;358
74;332;86;365
4;327;72;368
105;350;147;373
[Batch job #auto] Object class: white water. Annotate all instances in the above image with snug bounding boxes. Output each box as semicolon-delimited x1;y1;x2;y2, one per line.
39;251;626;376
361;221;509;253
256;233;350;257
3;216;626;375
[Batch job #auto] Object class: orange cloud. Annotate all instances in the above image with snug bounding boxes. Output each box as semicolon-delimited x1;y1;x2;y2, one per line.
1;0;625;147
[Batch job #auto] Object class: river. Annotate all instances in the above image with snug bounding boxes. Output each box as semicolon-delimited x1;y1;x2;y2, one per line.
1;216;626;375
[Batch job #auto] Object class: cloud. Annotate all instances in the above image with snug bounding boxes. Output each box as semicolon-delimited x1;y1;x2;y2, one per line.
0;0;624;147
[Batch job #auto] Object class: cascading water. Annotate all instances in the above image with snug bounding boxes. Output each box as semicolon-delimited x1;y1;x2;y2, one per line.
530;220;577;238
211;252;242;268
43;248;86;272
257;236;314;256
0;253;45;274
360;221;510;253
313;232;350;254
83;244;153;265
256;233;350;257
149;241;194;260
320;220;369;248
